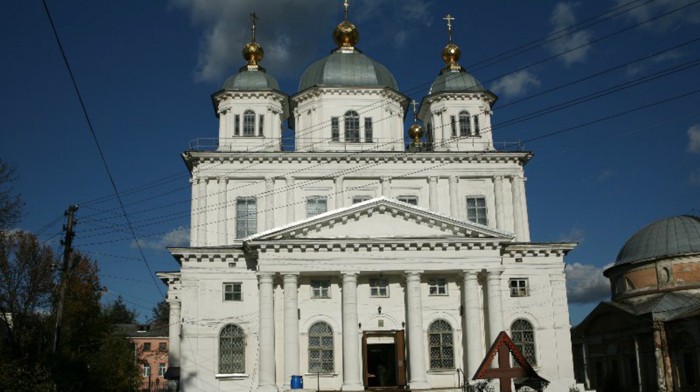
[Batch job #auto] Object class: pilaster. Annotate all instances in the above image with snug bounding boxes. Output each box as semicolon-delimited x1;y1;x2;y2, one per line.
257;273;277;392
406;271;429;389
283;274;299;390
341;272;363;390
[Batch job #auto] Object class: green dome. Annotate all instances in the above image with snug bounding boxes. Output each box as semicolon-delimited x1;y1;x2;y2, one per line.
299;51;398;91
429;69;485;94
615;215;700;266
222;68;280;91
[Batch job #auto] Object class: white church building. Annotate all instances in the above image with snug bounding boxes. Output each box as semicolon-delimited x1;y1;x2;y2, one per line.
159;8;582;392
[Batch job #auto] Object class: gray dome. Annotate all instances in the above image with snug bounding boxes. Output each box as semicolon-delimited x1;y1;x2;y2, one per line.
615;215;700;266
223;68;280;91
430;69;485;94
299;51;398;91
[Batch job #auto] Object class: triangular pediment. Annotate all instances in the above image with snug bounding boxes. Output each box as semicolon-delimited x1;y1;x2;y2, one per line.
246;197;512;242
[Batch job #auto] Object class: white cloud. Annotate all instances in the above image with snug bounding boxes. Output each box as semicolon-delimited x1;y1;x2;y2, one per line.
614;0;700;32
548;3;592;65
559;225;585;243
597;169;617;181
490;70;541;98
689;168;700;186
134;226;189;250
565;262;612;304
626;50;685;76
688;125;700;153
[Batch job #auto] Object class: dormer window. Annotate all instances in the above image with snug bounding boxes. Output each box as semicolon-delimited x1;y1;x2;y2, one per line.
345;110;360;143
243;110;256;136
459;111;471;136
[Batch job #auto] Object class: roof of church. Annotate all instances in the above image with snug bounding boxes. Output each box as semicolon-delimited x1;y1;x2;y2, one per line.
222;67;280;91
614;215;700;266
429;68;485;94
298;50;398;91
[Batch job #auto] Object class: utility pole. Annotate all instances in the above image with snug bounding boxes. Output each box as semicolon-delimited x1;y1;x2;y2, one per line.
53;204;79;354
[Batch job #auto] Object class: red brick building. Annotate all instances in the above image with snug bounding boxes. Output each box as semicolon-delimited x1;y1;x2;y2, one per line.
115;324;169;391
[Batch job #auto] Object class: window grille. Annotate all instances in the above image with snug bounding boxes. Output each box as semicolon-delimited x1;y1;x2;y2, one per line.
311;280;330;298
510;279;529;297
450;115;456;137
234;115;240;136
428;320;454;369
429;278;447;295
308;322;334;373
224;282;242;301
473;114;480;135
466;197;488;225
219;324;246;374
236;197;257;237
370;278;389;297
331;117;340;141
243;110;255;136
364;117;373;143
344;110;360;143
306;196;327;217
397;195;418;205
258;114;264;136
511;319;536;366
459;111;471;136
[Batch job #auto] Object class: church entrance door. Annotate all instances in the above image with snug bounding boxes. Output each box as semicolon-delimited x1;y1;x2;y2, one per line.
362;330;406;389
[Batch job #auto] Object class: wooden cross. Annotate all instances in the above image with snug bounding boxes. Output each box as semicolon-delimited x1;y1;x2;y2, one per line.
250;12;258;41
443;14;455;42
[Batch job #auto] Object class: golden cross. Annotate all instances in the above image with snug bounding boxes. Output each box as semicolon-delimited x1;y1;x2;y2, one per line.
344;0;349;21
443;14;455;42
250;12;258;41
411;100;418;118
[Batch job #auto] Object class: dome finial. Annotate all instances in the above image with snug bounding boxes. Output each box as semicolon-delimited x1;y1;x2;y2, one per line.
333;0;359;51
408;100;424;148
441;14;461;70
344;0;349;21
242;12;264;68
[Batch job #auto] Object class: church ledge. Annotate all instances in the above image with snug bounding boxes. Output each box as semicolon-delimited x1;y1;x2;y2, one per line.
291;85;409;104
245;238;505;253
501;242;577;257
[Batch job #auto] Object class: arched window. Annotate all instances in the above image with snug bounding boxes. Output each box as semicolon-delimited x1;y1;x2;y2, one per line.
309;322;334;373
428;319;454;369
344;110;360;143
459;111;471;136
473;114;480;135
219;324;246;374
511;319;536;366
243;110;256;136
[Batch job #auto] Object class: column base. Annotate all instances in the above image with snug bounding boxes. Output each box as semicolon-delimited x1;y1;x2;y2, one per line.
408;380;430;390
341;382;364;391
257;384;279;392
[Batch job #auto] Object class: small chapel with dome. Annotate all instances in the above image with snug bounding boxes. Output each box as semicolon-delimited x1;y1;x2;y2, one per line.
158;5;583;392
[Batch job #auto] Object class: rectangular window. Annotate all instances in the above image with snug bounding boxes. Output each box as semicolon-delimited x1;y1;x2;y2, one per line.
450;115;456;137
236;197;257;237
306;196;328;218
509;278;529;297
234;115;240;136
370;278;389;297
364;117;373;143
473;115;480;135
429;278;447;295
331;117;340;141
352;195;371;204
466;197;488;225
159;363;167;377
345;113;360;143
224;282;242;301
243;111;255;136
311;280;331;298
143;363;151;378
258;114;264;136
158;342;167;351
398;195;418;205
143;342;151;352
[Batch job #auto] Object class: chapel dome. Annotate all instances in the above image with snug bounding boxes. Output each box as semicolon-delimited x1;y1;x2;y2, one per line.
429;69;485;94
222;69;280;91
298;50;398;91
614;215;700;266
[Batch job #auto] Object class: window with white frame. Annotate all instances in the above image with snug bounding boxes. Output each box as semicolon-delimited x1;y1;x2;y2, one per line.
234;114;240;136
331;117;340;141
219;324;246;374
428;319;454;369
243;110;256;136
364;117;373;143
306;196;327;217
352;195;371;204
236;197;257;237
311;279;331;298
509;278;529;297
308;322;334;373
159;363;166;377
466;196;488;225
143;363;151;378
473;114;480;135
450;115;457;137
344;110;360;143
429;278;447;295
459;110;471;136
369;278;389;297
397;195;418;205
258;114;264;136
511;319;536;366
223;282;242;301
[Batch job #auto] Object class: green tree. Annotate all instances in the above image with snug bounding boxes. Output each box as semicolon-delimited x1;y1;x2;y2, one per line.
149;299;169;326
104;295;137;324
0;159;23;229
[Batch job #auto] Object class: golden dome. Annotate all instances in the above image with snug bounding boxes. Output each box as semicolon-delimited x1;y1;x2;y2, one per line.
333;20;359;48
408;123;424;145
442;43;461;68
242;41;264;66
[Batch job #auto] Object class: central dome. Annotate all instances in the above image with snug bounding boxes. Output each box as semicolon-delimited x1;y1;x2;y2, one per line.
615;215;700;266
298;51;398;91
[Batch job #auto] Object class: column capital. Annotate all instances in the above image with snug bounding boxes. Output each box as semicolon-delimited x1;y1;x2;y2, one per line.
283;273;299;281
257;272;274;283
449;175;459;183
405;270;423;280
285;175;294;182
381;176;391;183
341;271;359;280
217;176;228;184
486;269;504;279
429;176;438;184
335;176;345;183
462;269;480;279
265;176;274;184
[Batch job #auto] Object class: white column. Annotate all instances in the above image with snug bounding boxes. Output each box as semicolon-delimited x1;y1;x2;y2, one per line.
462;270;483;377
341;272;363;391
285;176;295;224
449;175;459;217
381;177;391;198
486;270;504;344
283;274;299;390
168;300;181;367
406;271;429;389
265;177;274;231
511;176;525;241
258;273;277;392
190;178;199;246
335;176;344;209
217;177;227;245
429;176;438;211
493;176;504;231
518;175;531;241
197;178;207;246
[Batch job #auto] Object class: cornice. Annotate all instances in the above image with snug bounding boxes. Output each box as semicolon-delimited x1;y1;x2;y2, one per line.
249;239;502;253
501;242;577;258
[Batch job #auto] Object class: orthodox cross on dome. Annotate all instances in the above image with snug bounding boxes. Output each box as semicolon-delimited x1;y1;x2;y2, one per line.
344;0;350;21
250;12;259;41
411;100;419;121
443;14;455;42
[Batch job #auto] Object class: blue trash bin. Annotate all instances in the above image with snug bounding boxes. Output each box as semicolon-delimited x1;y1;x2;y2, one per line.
290;375;303;389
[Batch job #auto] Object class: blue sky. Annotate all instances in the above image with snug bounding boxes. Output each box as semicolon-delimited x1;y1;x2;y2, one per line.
2;0;699;324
